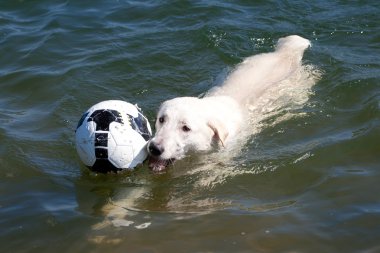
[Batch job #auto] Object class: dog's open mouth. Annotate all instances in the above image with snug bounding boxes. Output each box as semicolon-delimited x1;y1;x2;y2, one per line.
148;157;175;172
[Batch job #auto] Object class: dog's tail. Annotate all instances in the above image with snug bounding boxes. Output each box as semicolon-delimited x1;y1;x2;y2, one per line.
276;35;311;51
275;35;311;62
208;35;312;105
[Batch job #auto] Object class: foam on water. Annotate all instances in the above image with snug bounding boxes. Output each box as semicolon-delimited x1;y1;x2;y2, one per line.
248;64;323;135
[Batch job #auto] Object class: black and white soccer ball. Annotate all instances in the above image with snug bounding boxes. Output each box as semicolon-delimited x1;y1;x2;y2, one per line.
75;100;152;173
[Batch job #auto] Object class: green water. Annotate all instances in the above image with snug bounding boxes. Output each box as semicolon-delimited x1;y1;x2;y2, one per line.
1;1;379;252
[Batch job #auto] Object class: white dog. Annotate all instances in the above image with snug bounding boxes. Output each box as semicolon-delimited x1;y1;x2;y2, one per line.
148;35;311;171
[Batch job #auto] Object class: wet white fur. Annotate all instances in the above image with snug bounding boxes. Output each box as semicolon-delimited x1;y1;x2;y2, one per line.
149;35;311;161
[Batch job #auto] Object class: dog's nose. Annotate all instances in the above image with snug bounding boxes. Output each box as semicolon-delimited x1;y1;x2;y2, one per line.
148;142;164;157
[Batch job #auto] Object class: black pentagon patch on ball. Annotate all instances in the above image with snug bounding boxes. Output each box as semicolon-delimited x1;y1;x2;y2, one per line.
128;113;151;141
94;133;108;147
92;148;121;173
88;109;123;131
76;112;89;130
91;159;120;173
86;109;124;173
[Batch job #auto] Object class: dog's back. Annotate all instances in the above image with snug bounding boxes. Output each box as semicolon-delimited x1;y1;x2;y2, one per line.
148;35;314;171
208;35;311;106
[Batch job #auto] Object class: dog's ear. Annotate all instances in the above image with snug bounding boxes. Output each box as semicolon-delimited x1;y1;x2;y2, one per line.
207;119;229;147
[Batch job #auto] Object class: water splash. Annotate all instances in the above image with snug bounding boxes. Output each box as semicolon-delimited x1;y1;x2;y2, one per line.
248;64;323;135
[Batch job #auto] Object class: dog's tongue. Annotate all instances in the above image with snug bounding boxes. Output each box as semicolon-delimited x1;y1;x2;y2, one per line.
148;157;170;172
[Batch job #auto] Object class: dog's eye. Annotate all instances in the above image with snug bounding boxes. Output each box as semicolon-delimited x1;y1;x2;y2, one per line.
182;125;191;132
158;117;165;124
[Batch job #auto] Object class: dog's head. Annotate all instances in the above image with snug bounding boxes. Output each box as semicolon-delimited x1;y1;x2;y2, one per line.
147;97;228;172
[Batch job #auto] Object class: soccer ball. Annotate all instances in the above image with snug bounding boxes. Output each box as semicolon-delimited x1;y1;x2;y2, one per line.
75;100;152;173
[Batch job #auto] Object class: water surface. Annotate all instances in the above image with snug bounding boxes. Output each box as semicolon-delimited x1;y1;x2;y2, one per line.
1;1;380;252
